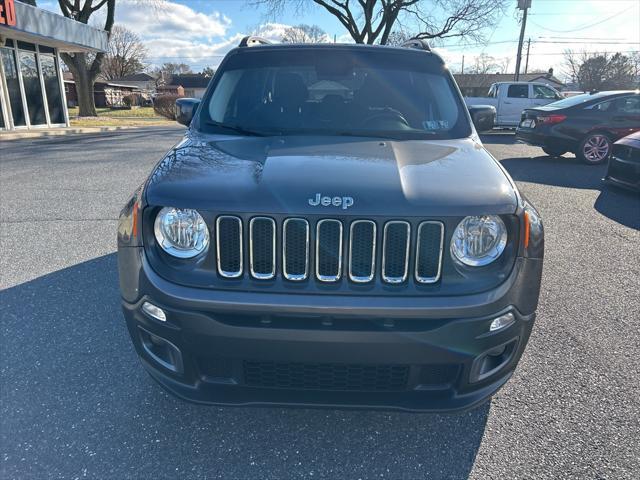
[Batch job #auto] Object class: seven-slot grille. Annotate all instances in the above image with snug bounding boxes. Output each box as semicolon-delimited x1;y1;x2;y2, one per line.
213;216;444;285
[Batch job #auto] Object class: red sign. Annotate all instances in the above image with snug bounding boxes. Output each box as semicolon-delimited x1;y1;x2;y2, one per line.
0;0;17;27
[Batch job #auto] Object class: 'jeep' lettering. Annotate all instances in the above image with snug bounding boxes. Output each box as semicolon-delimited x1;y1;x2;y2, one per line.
0;0;17;27
308;193;354;210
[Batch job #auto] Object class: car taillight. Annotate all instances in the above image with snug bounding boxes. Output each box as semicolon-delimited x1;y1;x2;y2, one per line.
537;114;566;125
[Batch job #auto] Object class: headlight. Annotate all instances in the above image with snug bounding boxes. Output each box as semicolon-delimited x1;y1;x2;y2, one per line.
451;215;507;266
154;207;209;258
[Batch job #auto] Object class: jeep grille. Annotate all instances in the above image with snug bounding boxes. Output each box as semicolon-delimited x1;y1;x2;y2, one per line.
212;216;444;285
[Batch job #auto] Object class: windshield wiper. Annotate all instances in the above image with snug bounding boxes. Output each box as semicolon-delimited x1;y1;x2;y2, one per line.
204;121;268;137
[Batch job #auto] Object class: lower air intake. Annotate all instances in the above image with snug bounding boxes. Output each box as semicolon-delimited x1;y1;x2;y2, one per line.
243;361;410;391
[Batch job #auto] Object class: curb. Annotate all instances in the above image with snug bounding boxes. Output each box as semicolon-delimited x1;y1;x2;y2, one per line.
0;124;184;141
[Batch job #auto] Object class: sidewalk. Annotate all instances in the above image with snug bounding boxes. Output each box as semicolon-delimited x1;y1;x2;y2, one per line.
0;124;185;141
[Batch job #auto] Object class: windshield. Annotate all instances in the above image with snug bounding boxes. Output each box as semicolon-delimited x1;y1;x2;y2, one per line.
200;47;471;139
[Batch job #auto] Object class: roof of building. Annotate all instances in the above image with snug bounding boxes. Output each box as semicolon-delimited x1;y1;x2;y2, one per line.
454;73;565;88
170;74;211;88
116;73;156;82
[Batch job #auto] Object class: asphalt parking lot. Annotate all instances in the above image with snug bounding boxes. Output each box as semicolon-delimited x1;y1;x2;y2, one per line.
1;127;639;479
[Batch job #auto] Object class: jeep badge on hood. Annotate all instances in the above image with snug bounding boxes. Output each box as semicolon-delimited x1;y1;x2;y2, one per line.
308;193;354;209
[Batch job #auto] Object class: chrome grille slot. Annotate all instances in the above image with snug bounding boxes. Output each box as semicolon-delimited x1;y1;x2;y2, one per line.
349;220;376;283
283;218;309;281
316;219;343;282
415;221;444;284
216;216;243;278
382;221;410;284
249;217;276;279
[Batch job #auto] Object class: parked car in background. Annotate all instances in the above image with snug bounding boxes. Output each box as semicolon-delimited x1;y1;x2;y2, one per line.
465;82;562;127
516;91;640;164
604;131;640;191
561;91;585;98
468;105;496;132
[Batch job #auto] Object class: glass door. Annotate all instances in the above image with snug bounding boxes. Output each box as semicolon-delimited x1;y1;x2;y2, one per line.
39;53;65;125
18;48;48;126
0;46;26;127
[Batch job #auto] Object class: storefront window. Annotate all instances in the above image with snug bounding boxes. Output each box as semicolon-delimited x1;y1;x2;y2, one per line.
0;94;5;129
19;50;47;126
40;54;65;124
1;47;26;127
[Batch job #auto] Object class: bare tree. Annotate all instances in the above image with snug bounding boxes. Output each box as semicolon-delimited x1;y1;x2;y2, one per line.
564;50;635;91
101;26;148;80
201;66;216;77
498;56;511;74
282;24;328;43
57;0;116;116
470;53;500;74
385;30;414;46
57;1;160;116
628;51;640;84
255;0;507;45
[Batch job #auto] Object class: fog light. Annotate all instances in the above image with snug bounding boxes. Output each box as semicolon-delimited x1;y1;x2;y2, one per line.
489;313;515;332
142;301;166;322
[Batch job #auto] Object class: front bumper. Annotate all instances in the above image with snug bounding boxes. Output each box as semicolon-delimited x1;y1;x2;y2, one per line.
604;155;640;192
119;248;542;412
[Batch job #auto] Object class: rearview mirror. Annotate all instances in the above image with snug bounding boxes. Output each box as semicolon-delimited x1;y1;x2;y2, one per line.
175;98;200;126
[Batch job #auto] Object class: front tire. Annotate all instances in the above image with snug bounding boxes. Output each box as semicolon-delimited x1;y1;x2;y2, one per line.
542;146;568;157
578;133;612;165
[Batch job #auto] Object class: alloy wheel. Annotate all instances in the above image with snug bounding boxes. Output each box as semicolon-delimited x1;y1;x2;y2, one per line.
582;135;610;163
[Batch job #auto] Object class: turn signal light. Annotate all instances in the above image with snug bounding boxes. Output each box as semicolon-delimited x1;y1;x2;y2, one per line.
537;114;566;125
489;313;515;332
142;301;167;322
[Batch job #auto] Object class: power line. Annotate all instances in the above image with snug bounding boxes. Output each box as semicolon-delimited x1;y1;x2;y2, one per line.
529;7;634;33
438;38;639;52
526;50;638;56
535;40;640;45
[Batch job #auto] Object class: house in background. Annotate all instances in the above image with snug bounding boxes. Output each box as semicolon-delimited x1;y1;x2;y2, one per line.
63;72;141;107
156;83;184;97
454;71;565;97
169;74;211;98
111;72;158;99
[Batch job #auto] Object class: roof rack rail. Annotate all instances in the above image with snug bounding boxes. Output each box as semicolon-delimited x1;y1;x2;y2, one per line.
400;39;431;52
238;36;272;48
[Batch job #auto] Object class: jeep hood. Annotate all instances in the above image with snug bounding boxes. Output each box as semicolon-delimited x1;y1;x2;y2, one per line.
145;133;518;217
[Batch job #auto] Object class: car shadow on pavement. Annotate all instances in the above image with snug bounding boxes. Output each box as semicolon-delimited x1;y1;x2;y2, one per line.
500;155;640;230
479;131;517;145
1;254;489;479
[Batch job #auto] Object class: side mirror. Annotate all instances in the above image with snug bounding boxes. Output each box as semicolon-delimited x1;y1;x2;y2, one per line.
175;98;200;126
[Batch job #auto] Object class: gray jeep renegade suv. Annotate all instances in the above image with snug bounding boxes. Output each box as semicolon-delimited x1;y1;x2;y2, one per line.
117;38;544;412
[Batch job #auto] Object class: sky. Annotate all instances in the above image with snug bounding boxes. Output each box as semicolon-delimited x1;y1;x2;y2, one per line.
38;0;640;78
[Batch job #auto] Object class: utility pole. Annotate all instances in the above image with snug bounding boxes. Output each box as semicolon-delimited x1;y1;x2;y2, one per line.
514;0;531;81
461;55;465;74
524;38;531;74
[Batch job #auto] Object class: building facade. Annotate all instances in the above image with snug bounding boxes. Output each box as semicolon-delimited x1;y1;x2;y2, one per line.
0;0;107;130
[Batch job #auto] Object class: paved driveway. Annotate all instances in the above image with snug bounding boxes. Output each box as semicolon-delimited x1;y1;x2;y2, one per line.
1;128;638;479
